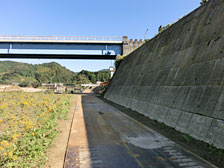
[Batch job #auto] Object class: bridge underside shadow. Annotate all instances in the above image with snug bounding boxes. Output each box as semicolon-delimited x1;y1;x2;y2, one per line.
0;54;116;59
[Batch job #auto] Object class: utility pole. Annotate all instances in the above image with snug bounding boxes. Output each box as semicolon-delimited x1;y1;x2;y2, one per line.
144;28;149;41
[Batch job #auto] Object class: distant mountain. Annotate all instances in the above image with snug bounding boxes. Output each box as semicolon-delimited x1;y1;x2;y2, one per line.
35;62;76;84
0;61;110;86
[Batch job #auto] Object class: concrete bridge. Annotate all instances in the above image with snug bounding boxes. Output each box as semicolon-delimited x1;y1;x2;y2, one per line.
0;35;143;59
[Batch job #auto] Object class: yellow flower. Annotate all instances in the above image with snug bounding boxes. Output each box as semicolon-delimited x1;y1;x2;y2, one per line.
23;102;30;106
12;156;17;160
1;140;9;147
26;125;33;129
0;119;2;123
0;146;4;151
9;142;13;148
8;151;13;157
12;133;19;139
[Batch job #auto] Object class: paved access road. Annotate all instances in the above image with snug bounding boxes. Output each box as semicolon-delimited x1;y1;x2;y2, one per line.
64;95;216;168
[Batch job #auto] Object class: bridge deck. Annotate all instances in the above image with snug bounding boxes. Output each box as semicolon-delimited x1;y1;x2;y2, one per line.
0;35;123;59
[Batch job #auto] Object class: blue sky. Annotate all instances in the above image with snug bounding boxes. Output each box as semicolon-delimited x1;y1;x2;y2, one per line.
0;0;201;72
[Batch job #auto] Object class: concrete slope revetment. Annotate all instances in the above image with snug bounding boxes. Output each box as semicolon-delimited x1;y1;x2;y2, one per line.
105;0;224;149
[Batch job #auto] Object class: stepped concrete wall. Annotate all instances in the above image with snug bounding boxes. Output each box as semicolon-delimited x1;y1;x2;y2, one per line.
105;0;224;149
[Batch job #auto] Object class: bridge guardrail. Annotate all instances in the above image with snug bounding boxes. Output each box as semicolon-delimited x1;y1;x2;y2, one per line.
0;35;123;42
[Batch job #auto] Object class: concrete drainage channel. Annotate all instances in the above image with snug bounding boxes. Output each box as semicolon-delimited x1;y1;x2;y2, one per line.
98;96;223;168
63;94;218;168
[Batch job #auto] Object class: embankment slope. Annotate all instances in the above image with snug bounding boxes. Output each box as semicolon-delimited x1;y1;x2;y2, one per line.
105;0;224;149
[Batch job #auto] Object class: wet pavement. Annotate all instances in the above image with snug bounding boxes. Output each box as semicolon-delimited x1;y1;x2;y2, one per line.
64;95;216;168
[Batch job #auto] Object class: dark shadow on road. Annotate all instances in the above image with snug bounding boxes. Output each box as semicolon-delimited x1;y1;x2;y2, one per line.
81;95;144;168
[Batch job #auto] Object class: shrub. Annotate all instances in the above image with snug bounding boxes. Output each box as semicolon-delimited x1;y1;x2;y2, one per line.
201;0;208;5
18;82;29;87
31;81;40;88
115;55;127;70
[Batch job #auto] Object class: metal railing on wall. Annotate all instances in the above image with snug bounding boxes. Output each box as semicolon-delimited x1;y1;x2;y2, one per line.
0;35;123;42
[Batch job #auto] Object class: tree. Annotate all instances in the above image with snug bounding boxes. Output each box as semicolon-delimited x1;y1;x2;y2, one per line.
89;75;96;83
200;0;208;5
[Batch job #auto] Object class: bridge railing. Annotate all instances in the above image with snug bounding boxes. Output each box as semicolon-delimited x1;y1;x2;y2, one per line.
0;35;123;42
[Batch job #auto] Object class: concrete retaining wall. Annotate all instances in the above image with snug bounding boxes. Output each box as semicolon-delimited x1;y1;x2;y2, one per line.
122;36;143;56
105;0;224;149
